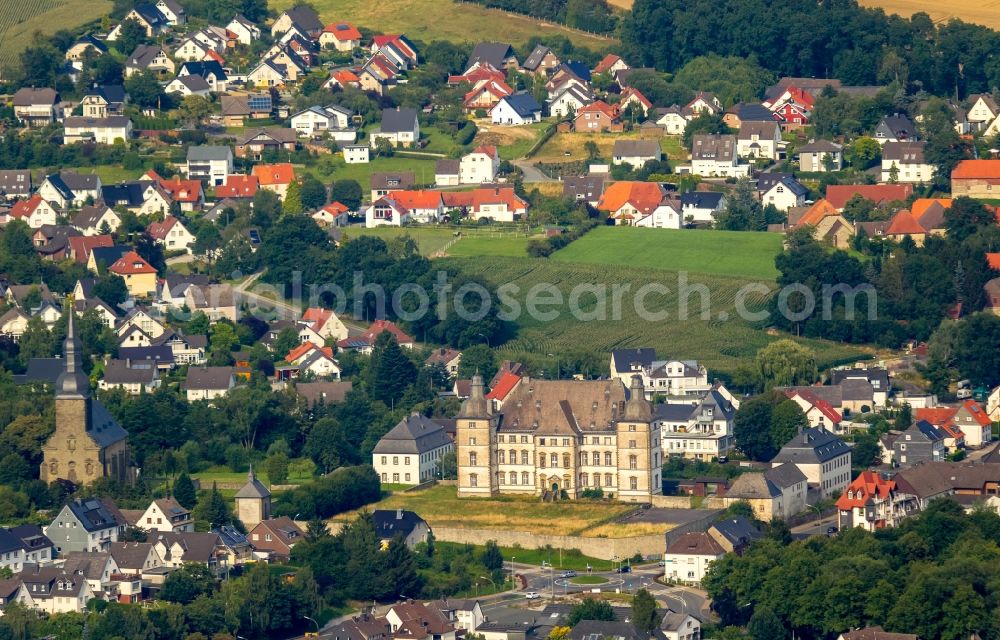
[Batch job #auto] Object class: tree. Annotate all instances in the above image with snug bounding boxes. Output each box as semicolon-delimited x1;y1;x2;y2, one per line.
567;598;615;625
273;327;300;360
368;333;417;406
176;95;214;126
193;482;232;528
209;322;239;357
748;606;786;640
733;395;777;461
300;175;328;210
304;417;358;472
770;399;807;447
92;275;129;308
456;344;497;381
847;137;881;169
331;180;363;211
631;589;661;632
945;197;996;242
193;224;223;263
125;70;164;109
672;54;775;106
264;452;290;486
753;340;817;389
715;177;764;231
160;563;216;605
283;180;303;216
115;18;148;54
172;472;197;509
481;540;503;571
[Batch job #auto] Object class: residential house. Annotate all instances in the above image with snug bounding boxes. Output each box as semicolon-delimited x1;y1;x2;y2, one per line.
271;6;323;38
337;319;414;354
597;181;666;225
109;4;169;39
117;307;166;340
320;22;362;50
12;88;59;127
371;107;420;148
150;531;225;569
836;470;903;531
767;85;814;128
365;198;410;227
251;163;295;199
691;134;745;177
45;498;123;554
466;187;528;222
290;104;356;139
373;509;430;549
184;366;235;401
215;175;258;200
655;388;737;460
147;216;196;253
881;141;934;183
950;159;1000;197
707;517;761;556
824;184;912;210
373;415;453;485
435;160;460;187
829;367;890;408
967;93;1000;131
874;114;917;144
227;14;261;45
184;284;238;323
660;612;701;640
652;106;688;135
63;116;132;145
300;307;349;342
98;359;159;395
38;171;101;208
722;102;777;129
619;87;653;117
124;44;174;78
370;172;416;201
186;146;234;185
81;85;127;118
573;100;620;132
593;53;628;76
758;174;807;211
383;190;444;224
136;498;193;533
248;517;303;560
893;420;947;468
65;36;108;70
771;427;851;498
548;84;593;118
14;564;94;614
220;92;271;126
785;389;843;432
916;402;992;449
387;601;458;640
325;68;362;90
465;42;517;73
662;532;725;585
837;627;917;640
612;140;661;169
563;174;606;207
737;120;781;160
485;91;542;127
724;464;808;521
0;309;31;341
245;60;289;87
0;170;31;201
109;541;163;576
108;251;157;298
463;78;513;113
313;201;351;226
797;140;843;172
236;128;298;161
426;348;461;376
460;145;500;184
684;92;722;116
9;196;59;229
680;191;726;225
521;44;560;75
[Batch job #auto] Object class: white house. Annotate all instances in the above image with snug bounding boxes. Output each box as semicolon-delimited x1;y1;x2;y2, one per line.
63;116;132;145
467;187;528;223
611;139;661;169
663;532;725;585
547;85;592;118
184;366;235;402
289;104;355;139
460;145;500;184
173;37;212;62
366;197;410;228
186;146;234;186
246;60;287;87
166;75;212;98
343;145;370;164
771;427;851;498
758;174;808;212
679;192;726;225
690;134;747;178
654;106;688;135
147;216;196;254
489;92;542;125
737;120;782;160
10;196;60;229
227;15;261;45
370;107;420;148
881;141;934;183
136;498;193;533
372;415;454;485
629;197;682;229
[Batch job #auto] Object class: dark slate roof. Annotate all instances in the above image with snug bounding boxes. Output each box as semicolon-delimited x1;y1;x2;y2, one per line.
118;345;174;364
372;509;427;539
466;42;514;71
11;524;53;553
610;348;656;373
909;420;947;443
879;114;916;138
503;92;542;117
710;516;761;547
295;380;354;407
13;358;64;386
563;174;606;201
612;139;660;158
764;462;807;489
133;3;167;27
728;103;775;121
772;428;850;465
179;60;228;80
0;170;31;197
85;85;126;104
283;5;323;32
170;75;211;93
109;542;154;569
798;139;842;153
66;498;120;533
127;44;168;69
89;246;130;271
436;159;459;175
380;107;418;133
102;359;157;384
571;621;644;640
370;171;415;190
213;525;249;548
59;171;100;192
654;403;698;422
90;399;129;446
759;175;808;197
522;45;552;71
372;414;451;455
0;530;23;555
235;470;270;499
100;182;147;208
184;366;234;390
828;367;889;391
681;191;725;209
74;35;108;54
563;60;592;82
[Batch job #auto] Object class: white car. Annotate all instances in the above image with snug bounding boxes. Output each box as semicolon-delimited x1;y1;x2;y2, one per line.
525;592;540;599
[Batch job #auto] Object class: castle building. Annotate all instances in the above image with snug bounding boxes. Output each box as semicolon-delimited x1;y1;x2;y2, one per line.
455;374;662;502
41;310;130;485
234;467;271;529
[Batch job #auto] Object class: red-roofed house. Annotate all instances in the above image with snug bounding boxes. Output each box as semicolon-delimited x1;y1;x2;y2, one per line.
486;371;521;410
786;389;843;432
463;79;513;112
593;54;628;76
460;145;500;184
324;69;361;90
885;209;928;246
835;471;900;531
68;235;114;264
824;184;913;210
986;252;1000;271
448;66;506;88
319;22;362;51
251;164;295;200
597;181;666;222
285;341;334;365
574;100;621;132
469;187;528;222
147;216;196;253
767;86;815;128
338;319;414;354
157;176;205;212
619;88;652;116
299;307;349;342
365;197;410;228
385;190;444;224
917;401;992;448
109;250;158;297
312;201;350;227
215;175;258;199
952;159;1000;197
10;196;59;228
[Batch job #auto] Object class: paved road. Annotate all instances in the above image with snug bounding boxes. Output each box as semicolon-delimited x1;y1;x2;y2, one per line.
233;271;368;333
514;160;557;183
791;514;838;539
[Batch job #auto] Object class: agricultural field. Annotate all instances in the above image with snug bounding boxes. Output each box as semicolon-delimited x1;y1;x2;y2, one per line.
442;255;868;375
534;131;687;164
474;121;551;160
270;0;615;48
552;227;783;280
859;0;1000;29
0;0;110;73
347;225;538;257
311;154;439;187
333;484;637;537
346;226;459;256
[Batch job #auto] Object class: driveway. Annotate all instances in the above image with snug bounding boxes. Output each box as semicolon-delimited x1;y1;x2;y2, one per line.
514;160;557;183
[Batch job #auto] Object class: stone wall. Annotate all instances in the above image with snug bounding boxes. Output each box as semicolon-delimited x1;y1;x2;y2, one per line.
651;495;726;509
429;526;666;560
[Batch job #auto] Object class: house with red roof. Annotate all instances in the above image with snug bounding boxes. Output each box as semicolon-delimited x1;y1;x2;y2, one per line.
215;175;258;199
916;401;992;448
9;196;59;229
157;176;204;212
312;201;350;227
337;319;414;354
593;54;628;76
459;145;500;184
299;307;349;342
988;252;1000;271
365;196;410;228
463;79;513;112
285;341;334;366
766;86;814;128
147;215;196;254
574;100;621;132
385;190;444;224
323;69;361;90
319;22;361;51
68;235;114;264
447;65;506;88
251;163;295;200
618;88;652;117
884;209;928;246
468;187;528;222
951;159;1000;197
786;389;843;432
835;471;901;531
824;184;912;210
486;371;521;410
109;250;158;297
597;181;666;223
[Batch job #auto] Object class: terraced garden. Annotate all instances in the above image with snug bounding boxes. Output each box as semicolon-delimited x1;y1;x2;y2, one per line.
0;0;110;73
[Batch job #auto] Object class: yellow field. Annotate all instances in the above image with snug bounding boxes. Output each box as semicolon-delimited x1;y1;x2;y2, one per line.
0;0;112;73
270;0;615;48
860;0;1000;28
534;131;687;164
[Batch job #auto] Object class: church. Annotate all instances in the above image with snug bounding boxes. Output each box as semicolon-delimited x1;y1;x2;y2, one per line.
455;374;662;502
40;310;131;485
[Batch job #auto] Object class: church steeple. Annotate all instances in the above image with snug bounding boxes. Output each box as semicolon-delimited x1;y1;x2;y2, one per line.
55;309;89;399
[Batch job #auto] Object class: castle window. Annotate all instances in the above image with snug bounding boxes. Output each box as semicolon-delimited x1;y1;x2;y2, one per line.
629;455;637;470
562;453;570;468
470;474;478;487
630;477;638;490
581;473;588;486
629;425;636;432
510;472;517;485
605;473;613;486
605;452;612;466
521;451;528;464
468;437;476;446
550;453;558;467
539;454;546;468
498;451;505;464
469;453;477;466
522;471;529;484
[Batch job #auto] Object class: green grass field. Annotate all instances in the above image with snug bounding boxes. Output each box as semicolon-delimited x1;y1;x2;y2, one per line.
552;227;784;280
0;0;111;73
312;155;439;190
442;255;867;374
270;0;615;48
347;226;538;257
475;121;551;160
448;234;533;257
346;227;459;256
62;165;144;185
434;541;611;572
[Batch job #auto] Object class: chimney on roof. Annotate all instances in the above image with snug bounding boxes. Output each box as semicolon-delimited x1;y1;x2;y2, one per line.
396;508;403;519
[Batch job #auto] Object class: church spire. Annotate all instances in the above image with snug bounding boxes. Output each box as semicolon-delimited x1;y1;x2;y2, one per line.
55;307;89;399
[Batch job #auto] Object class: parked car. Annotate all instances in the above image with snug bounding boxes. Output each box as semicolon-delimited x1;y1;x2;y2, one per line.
826;526;838;535
561;570;577;578
616;566;632;573
525;592;540;599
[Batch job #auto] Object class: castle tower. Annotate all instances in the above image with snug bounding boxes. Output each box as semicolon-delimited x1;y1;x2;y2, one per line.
456;374;498;497
235;466;271;528
616;375;661;502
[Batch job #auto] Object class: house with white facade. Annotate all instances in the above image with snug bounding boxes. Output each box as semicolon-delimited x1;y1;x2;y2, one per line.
460;145;500;184
663;532;725;585
771;427;852;498
490;92;542;125
758;174;808;211
737;120;781;160
373;415;454;485
370;107;420;148
63;116;132;145
690;134;747;177
881;141;934;183
186;146;234;186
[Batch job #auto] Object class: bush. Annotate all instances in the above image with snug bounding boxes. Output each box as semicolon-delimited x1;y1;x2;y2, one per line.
274;465;380;519
224;444;249;472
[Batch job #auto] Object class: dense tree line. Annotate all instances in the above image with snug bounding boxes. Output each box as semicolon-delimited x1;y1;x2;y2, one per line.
705;500;1000;640
622;0;1000;99
458;0;617;34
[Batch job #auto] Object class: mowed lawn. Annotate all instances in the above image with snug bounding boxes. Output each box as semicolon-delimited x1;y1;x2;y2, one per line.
269;0;615;48
448;234;534;257
334;484;635;536
346;226;458;256
552;227;783;280
0;0;111;71
311;155;439;188
443;255;867;375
